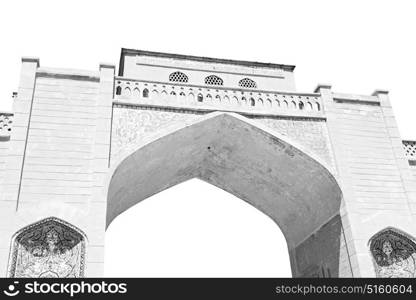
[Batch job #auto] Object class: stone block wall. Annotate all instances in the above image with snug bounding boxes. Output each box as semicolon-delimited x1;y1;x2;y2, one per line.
0;113;12;186
320;87;416;277
17;74;98;205
1;52;416;278
0;62;111;277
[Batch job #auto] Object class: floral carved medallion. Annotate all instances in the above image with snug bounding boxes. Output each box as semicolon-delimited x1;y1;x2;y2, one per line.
8;217;86;278
369;228;416;278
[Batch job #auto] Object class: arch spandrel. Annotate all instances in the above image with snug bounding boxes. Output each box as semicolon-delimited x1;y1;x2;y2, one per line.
111;108;334;168
106;112;343;248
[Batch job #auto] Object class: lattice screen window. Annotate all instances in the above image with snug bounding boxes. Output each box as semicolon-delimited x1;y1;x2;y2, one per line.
403;140;416;159
169;71;188;83
0;114;12;135
205;75;223;86
238;78;257;89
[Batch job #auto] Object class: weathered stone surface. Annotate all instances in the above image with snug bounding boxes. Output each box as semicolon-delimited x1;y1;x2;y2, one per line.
252;116;333;166
1;49;416;278
111;105;203;161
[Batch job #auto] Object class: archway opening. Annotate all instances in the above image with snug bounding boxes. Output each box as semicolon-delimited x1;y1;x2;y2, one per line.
106;112;343;277
104;178;291;277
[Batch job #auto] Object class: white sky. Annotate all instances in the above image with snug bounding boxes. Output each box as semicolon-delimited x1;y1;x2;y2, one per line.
105;179;290;277
1;0;415;277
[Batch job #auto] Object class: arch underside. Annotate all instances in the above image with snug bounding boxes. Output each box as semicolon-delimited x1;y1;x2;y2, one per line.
107;112;343;251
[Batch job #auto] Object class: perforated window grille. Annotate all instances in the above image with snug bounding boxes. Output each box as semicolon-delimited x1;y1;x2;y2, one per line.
205;75;223;86
0;113;13;136
238;78;257;89
403;140;416;160
169;71;188;83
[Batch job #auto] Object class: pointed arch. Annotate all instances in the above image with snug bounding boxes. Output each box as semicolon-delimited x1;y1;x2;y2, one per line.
369;227;416;278
197;93;203;102
188;92;195;102
231;96;239;106
106;112;342;250
123;87;131;98
274;99;280;108
8;217;87;278
143;88;149;98
223;95;230;105
290;101;297;109
133;87;140;98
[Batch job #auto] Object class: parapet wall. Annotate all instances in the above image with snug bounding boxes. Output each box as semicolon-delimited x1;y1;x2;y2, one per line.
120;49;297;92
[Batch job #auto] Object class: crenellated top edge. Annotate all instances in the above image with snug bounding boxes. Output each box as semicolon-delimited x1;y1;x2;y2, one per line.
332;92;380;104
36;67;100;82
119;48;296;77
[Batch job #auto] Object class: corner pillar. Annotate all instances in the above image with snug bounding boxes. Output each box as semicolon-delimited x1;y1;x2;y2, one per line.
0;57;39;275
84;63;115;277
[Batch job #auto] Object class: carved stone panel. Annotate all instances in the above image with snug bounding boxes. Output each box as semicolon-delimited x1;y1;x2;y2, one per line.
252;116;333;167
8;217;86;278
111;105;203;161
369;228;416;278
111;105;334;168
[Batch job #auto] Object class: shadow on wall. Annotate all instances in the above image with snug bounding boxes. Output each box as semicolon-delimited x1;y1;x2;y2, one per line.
291;215;352;277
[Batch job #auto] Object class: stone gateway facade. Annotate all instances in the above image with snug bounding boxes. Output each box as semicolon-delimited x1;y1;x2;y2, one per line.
1;49;416;277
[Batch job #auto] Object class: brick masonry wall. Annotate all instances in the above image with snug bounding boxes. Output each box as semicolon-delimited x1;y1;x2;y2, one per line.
2;60;415;278
0;140;9;187
411;165;416;178
329;102;409;212
321;87;416;276
17;76;99;205
1;70;107;277
0;113;12;187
